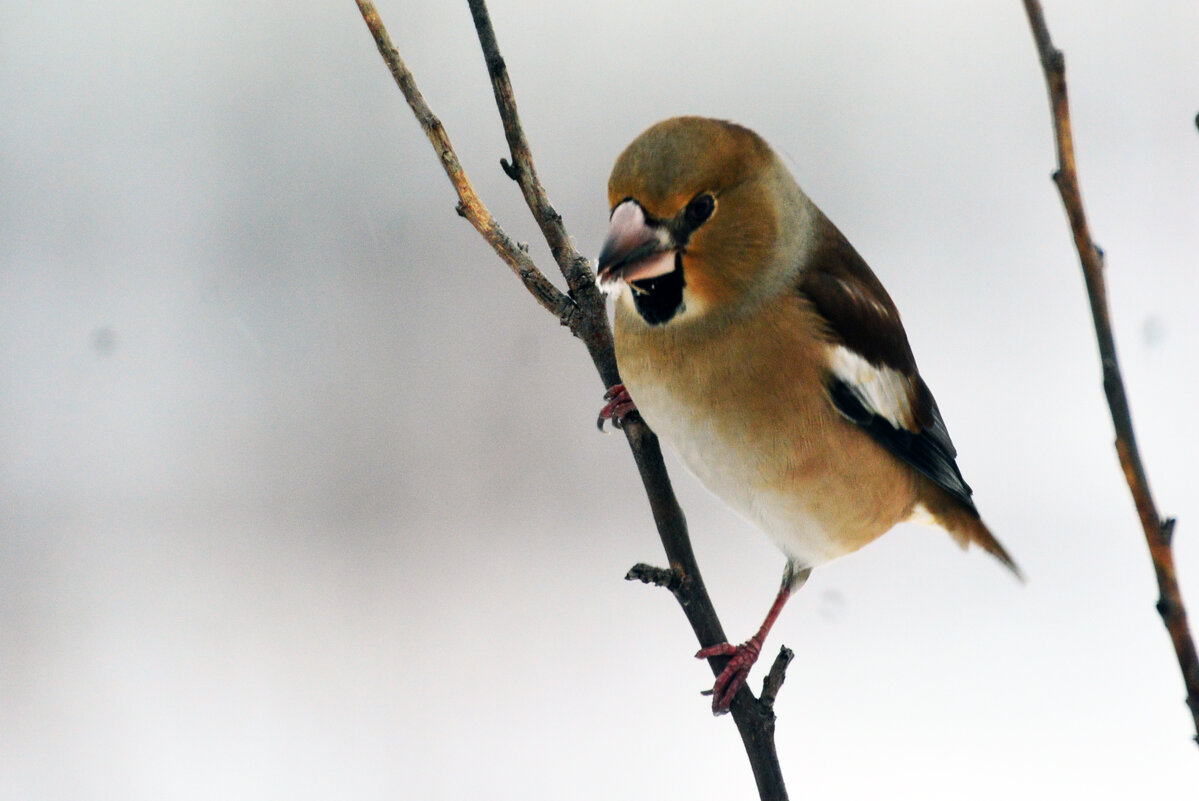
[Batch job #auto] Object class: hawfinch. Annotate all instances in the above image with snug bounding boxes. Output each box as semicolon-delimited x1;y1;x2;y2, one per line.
596;117;1018;714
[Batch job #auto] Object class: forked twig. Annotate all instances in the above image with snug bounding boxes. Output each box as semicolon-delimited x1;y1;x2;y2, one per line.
1021;0;1199;743
465;1;594;299
352;0;575;327
353;1;793;796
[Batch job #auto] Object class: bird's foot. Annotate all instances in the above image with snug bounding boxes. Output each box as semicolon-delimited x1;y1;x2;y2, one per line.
597;383;637;431
695;636;763;715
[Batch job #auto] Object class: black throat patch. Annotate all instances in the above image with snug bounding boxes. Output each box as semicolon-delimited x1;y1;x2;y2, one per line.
631;254;685;325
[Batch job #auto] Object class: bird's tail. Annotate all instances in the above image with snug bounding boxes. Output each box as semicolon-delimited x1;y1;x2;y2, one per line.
918;485;1023;581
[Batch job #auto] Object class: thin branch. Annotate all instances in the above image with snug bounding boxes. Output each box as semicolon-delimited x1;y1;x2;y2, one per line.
464;0;619;385
625;563;684;591
465;0;594;300
353;0;575;328
759;647;795;711
353;1;792;796
620;419;790;800
1021;0;1199;743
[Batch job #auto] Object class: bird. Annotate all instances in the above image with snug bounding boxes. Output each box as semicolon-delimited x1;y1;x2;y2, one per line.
594;116;1019;715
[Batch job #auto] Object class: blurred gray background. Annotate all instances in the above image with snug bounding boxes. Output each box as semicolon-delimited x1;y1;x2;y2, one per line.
3;0;1198;798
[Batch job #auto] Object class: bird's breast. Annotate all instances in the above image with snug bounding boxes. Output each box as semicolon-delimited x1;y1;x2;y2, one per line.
614;293;918;568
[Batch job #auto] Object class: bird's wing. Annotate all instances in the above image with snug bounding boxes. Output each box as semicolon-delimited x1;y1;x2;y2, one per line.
797;222;977;513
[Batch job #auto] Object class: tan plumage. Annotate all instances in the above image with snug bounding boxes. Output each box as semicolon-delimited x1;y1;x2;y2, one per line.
615;281;919;565
597;117;1017;712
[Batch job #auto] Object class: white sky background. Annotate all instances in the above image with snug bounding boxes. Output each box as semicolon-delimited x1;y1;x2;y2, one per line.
2;0;1198;798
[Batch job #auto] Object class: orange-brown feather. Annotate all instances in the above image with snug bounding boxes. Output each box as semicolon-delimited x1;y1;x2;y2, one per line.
916;481;1022;579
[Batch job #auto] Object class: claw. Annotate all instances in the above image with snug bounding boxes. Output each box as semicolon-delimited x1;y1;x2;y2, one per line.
696;638;763;714
694;642;738;659
597;383;637;431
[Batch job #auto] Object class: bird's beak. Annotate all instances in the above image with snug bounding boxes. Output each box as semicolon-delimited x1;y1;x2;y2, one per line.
596;200;677;290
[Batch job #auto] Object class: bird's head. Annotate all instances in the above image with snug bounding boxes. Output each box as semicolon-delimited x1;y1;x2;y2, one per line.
597;116;801;327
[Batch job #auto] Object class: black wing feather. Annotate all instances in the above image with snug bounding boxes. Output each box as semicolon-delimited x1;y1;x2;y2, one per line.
828;378;977;513
800;217;981;515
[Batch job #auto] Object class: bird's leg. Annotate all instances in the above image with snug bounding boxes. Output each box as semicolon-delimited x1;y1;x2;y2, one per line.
696;564;811;714
597;383;637;431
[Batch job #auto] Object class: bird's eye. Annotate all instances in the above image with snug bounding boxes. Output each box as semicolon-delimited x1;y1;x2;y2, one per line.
684;193;716;228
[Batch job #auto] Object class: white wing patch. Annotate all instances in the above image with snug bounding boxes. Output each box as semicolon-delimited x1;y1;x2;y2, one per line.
827;344;916;430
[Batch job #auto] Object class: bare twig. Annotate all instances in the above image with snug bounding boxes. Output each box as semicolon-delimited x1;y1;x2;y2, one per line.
625;563;684;591
1021;0;1199;743
353;0;575;327
353;1;792;796
621;417;791;800
759;647;795;711
463;0;620;384
465;0;594;299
